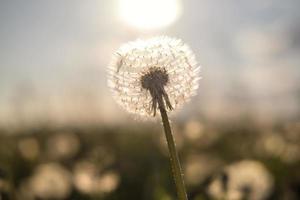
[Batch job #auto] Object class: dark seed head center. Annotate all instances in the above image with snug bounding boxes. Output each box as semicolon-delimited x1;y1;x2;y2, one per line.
141;67;169;90
141;67;173;116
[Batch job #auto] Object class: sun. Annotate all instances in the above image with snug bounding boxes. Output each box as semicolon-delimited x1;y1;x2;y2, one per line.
118;0;182;30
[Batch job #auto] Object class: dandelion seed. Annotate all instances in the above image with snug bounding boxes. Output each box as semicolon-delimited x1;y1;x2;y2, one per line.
108;36;200;117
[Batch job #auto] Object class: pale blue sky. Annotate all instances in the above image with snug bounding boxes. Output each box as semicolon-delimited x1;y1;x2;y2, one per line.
0;0;299;125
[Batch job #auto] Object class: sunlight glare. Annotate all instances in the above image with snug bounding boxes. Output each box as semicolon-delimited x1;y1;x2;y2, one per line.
119;0;182;30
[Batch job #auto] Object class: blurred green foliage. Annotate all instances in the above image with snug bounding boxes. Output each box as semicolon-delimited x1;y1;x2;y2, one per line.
0;119;299;200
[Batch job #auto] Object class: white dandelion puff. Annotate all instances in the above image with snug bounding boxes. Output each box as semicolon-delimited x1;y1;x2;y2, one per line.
108;36;200;117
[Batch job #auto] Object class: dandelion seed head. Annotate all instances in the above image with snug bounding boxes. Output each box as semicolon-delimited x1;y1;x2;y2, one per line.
108;36;200;117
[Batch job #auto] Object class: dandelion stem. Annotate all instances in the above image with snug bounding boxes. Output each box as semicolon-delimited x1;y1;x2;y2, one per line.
158;97;188;200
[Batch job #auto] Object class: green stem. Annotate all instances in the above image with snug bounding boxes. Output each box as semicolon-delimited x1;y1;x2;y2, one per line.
158;98;188;200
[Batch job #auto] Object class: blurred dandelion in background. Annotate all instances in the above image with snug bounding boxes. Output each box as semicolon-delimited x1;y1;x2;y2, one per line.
256;131;300;164
208;160;274;200
46;132;80;160
73;161;98;194
28;163;72;199
73;161;119;195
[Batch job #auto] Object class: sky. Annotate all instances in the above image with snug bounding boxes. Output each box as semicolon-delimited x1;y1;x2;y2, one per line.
0;0;300;127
